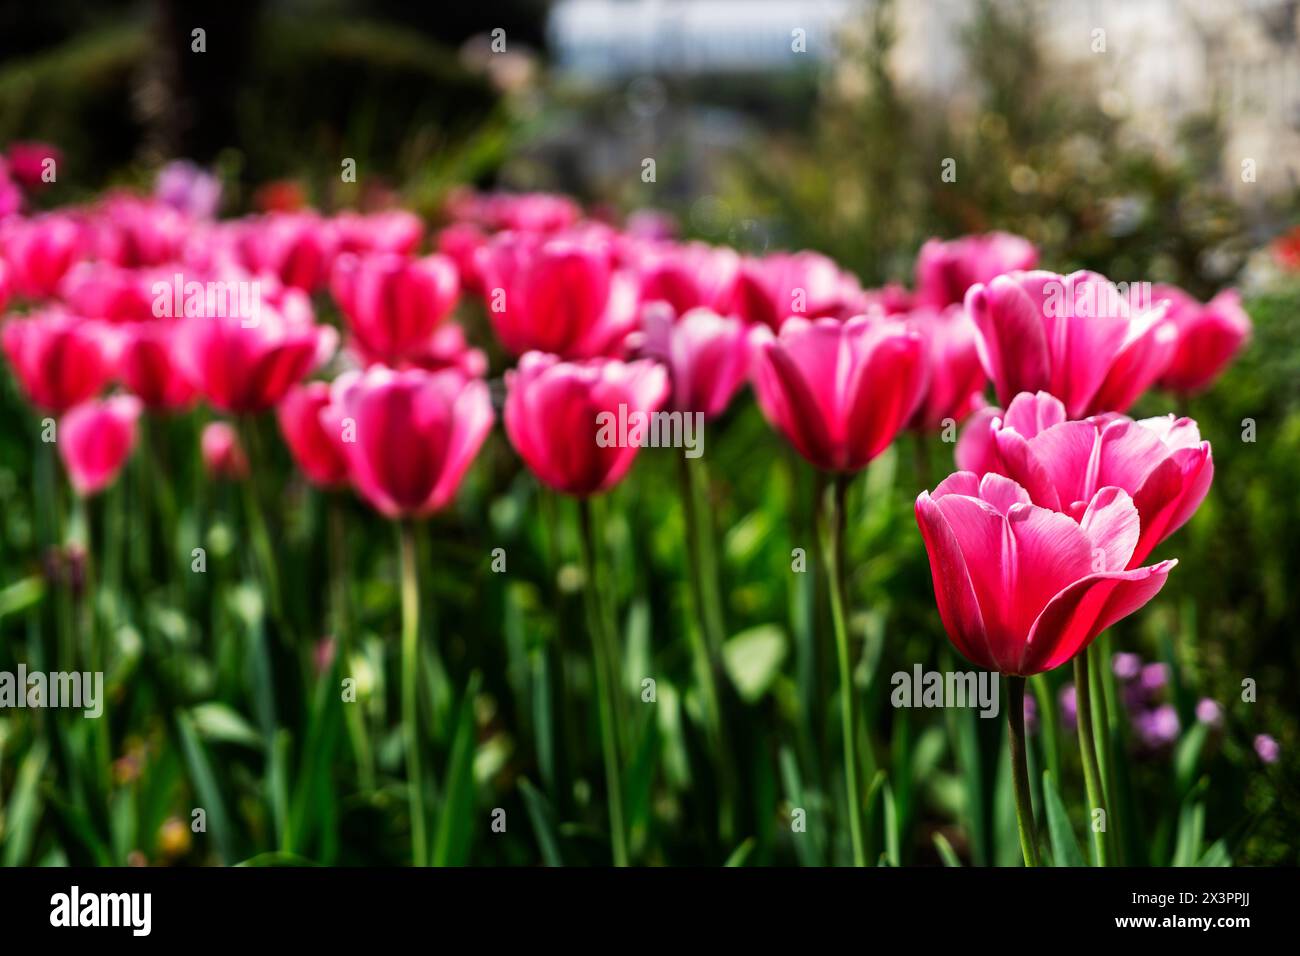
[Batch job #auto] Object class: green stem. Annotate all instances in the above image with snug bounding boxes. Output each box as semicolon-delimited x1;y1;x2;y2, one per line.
1007;675;1039;866
237;419;286;630
1088;641;1121;864
678;455;737;843
398;521;427;866
1073;652;1109;866
577;499;629;867
332;495;374;792
823;472;866;867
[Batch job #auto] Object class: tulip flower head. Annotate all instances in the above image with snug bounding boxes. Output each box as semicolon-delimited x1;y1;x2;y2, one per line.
635;305;749;419
277;381;350;487
916;472;1175;675
722;250;863;331
750;314;927;473
914;231;1038;309
966;270;1175;417
201;422;249;480
118;320;199;410
1153;285;1251;394
322;366;494;518
2;310;117;412
330;252;460;366
955;390;1212;566
504;352;670;496
903;304;987;432
58;395;142;495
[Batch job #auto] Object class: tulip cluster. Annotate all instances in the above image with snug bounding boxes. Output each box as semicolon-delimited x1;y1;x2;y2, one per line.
0;161;1256;868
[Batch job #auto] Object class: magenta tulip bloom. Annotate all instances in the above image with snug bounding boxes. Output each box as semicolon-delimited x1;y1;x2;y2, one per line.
332;210;424;257
5;142;62;192
903;305;987;431
277;381;350;487
0;256;10;313
635;241;739;317
59;262;158;324
173;295;337;413
437;222;488;296
236;212;337;292
750;315;927;473
322;366;493;517
58;395;142;495
201;422;249;480
330;252;460;366
966;270;1175;417
2;311;117;412
636;305;749;418
914;232;1038;309
92;195;188;268
916;472;1175;675
504;352;669;496
2;214;84;298
1153;285;1252;394
956;390;1212;566
118;321;198;410
722;250;862;331
477;232;636;358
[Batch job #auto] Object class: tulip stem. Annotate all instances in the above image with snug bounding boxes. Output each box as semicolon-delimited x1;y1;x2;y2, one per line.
678;454;737;844
1073;651;1109;866
1007;675;1039;866
577;499;629;867
1088;641;1121;863
823;472;866;867
332;495;374;792
237;418;285;632
398;520;427;866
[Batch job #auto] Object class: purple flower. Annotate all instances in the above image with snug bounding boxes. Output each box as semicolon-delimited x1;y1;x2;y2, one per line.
1195;698;1222;727
155;160;221;219
1059;684;1077;732
1023;692;1038;735
1112;652;1142;681
1139;662;1169;694
1134;703;1180;751
1254;734;1280;764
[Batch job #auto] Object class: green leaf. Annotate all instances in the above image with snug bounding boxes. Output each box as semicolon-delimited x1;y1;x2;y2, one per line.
932;832;962;867
724;837;756;867
175;710;235;865
1042;770;1086;867
0;576;45;621
2;740;48;866
431;672;482;867
722;624;788;703
518;778;563;867
190;702;262;749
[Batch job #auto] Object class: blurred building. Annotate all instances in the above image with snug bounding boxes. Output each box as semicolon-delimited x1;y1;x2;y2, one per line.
889;0;1300;198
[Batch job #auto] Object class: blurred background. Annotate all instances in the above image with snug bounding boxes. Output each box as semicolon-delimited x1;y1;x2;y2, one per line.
0;0;1297;866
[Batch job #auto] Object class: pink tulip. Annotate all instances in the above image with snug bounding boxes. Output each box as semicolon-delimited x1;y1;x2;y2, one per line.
331;209;424;257
330;252;460;366
750;314;927;472
118;321;198;410
477;231;636;358
322;366;493;517
722;250;862;331
1153;285;1252;394
635;241;739;317
5;142;62;191
201;422;249;480
504;352;670;496
172;293;337;413
236;212;337;292
636;305;749;418
277;381;350;487
59;263;158;324
903;305;987;431
916;472;1175;675
914;232;1038;308
91;194;189;267
1;214;85;298
859;283;914;316
956;390;1212;566
0;256;10;313
58;395;142;495
965;270;1174;417
2;310;116;412
437;222;489;296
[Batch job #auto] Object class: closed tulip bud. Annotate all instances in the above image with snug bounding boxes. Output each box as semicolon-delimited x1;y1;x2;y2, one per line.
58;395;142;496
903;304;987;432
1153;285;1252;394
330;252;460;366
277;381;350;487
635;305;749;419
2;310;117;412
201;422;249;480
750;314;927;473
2;213;85;298
504;352;669;496
722;250;862;331
914;232;1038;309
118;321;198;411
